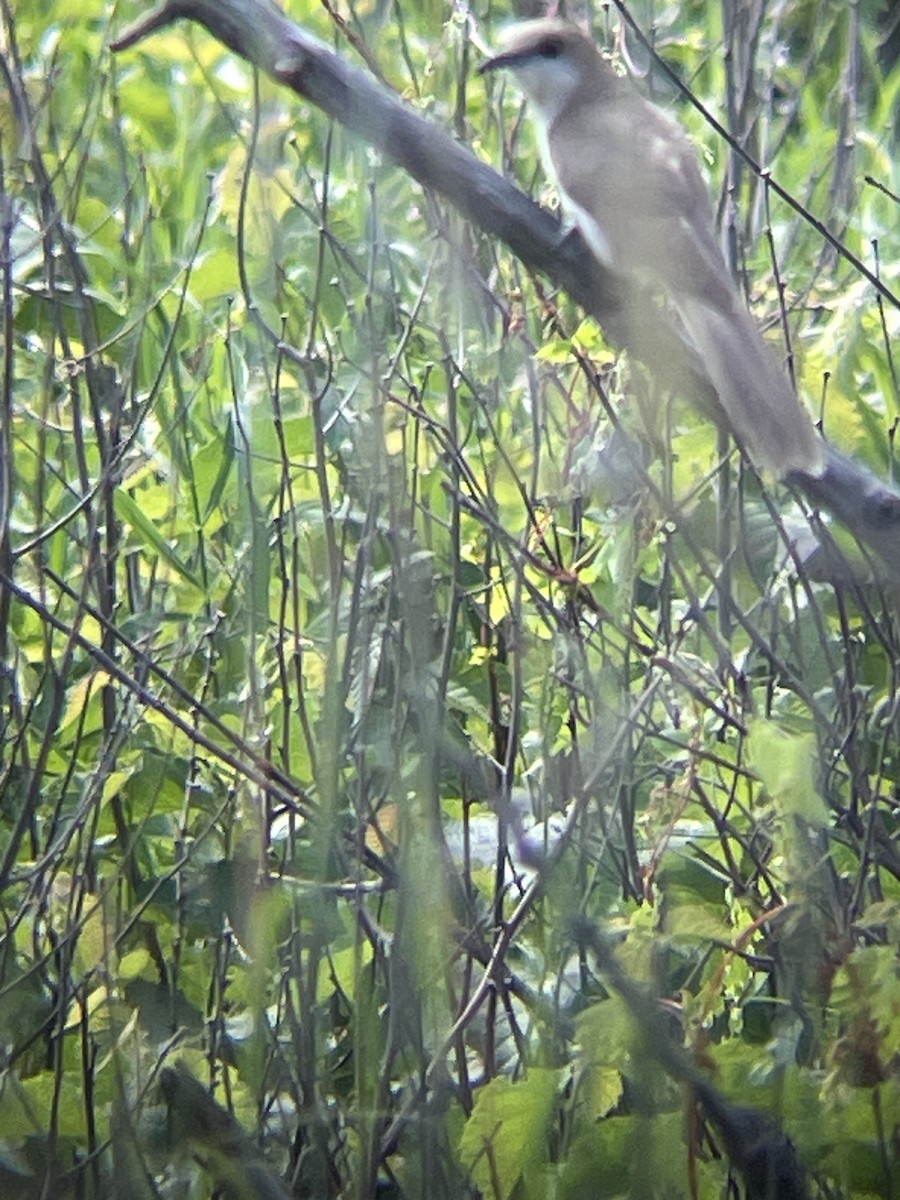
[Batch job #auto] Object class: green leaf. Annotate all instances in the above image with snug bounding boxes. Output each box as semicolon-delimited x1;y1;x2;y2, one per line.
459;1068;561;1200
576;996;637;1069
747;718;829;828
115;489;205;593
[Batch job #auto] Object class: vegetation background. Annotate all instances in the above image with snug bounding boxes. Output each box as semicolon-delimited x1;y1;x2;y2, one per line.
1;0;899;1196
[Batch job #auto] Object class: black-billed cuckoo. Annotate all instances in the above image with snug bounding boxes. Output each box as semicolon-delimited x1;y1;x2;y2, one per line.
479;19;825;478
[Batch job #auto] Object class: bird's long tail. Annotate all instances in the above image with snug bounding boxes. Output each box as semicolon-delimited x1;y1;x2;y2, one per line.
677;295;825;477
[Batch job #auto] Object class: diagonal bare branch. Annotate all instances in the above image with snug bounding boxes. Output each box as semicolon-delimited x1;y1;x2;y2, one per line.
111;0;900;576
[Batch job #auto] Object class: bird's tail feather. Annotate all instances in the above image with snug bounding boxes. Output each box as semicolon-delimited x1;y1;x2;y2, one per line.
677;296;825;477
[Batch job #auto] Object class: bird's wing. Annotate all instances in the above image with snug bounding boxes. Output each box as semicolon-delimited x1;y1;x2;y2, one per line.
549;93;735;310
549;91;823;475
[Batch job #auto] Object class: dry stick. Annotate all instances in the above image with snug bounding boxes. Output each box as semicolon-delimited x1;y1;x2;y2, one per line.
110;0;900;575
374;665;668;1158
1;571;312;816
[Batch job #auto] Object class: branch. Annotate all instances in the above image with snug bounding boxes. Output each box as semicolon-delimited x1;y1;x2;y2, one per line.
111;0;900;577
111;0;627;320
576;922;812;1200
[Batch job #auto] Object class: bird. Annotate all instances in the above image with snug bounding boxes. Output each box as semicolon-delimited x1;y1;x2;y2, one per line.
479;19;825;479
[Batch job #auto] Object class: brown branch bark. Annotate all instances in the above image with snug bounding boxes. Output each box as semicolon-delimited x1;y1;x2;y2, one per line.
111;0;900;577
111;0;637;333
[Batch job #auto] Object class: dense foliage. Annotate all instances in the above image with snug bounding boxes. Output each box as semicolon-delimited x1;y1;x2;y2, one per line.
1;0;899;1197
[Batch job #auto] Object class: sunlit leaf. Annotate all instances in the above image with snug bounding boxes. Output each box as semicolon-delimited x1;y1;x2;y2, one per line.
747;718;829;828
459;1069;561;1200
115;489;206;592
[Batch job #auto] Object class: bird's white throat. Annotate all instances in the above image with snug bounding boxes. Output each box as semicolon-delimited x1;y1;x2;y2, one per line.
505;56;582;127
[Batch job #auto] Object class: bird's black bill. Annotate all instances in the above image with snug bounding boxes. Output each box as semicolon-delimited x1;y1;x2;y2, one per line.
477;52;515;75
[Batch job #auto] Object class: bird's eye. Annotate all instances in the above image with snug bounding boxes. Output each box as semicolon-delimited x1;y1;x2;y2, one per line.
537;39;562;59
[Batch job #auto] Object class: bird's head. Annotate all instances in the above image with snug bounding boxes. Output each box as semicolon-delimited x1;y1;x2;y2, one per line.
479;19;616;122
